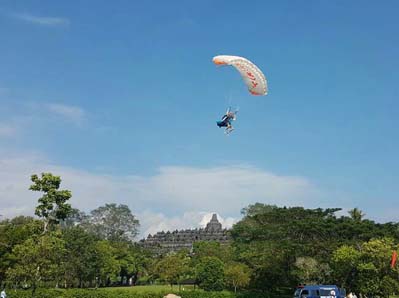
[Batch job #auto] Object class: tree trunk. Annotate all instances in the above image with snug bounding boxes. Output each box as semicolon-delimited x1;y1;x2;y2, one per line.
43;220;48;234
31;283;37;298
132;273;138;286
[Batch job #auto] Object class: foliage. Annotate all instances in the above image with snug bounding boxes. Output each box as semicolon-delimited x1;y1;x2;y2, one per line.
6;288;241;298
348;208;365;222
224;263;251;293
195;257;225;291
331;245;362;290
30;173;72;233
93;241;120;287
82;203;140;242
62;226;99;287
291;257;318;284
8;287;292;298
111;242;152;286
3;174;399;298
331;238;399;297
6;233;66;296
155;254;190;286
231;204;399;292
192;242;233;264
0;216;42;285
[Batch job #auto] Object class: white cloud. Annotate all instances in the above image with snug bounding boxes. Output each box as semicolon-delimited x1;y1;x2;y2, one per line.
12;13;70;27
46;103;86;124
0;102;86;142
132;165;320;213
0;124;17;137
0;152;322;239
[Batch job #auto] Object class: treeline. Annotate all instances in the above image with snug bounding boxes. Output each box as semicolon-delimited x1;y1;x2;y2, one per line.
230;204;399;296
1;173;399;298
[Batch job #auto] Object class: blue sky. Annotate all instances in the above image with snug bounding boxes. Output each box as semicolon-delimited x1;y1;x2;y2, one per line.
0;1;398;235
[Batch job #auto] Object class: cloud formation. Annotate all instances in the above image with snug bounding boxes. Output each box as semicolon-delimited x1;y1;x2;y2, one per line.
11;13;70;27
0;123;17;137
0;153;320;238
46;103;86;124
0;101;87;132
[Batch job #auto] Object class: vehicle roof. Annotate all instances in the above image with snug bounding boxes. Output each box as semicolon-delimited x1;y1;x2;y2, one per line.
300;285;339;290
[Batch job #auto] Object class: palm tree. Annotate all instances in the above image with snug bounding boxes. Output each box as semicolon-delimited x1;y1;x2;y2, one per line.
348;207;365;222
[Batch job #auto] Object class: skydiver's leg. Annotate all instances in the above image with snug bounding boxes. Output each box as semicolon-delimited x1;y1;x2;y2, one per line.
225;125;234;134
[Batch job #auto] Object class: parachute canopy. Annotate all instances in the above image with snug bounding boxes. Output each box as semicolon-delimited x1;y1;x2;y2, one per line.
212;55;268;96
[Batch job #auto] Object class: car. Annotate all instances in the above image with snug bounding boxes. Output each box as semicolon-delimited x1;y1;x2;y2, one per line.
294;285;346;298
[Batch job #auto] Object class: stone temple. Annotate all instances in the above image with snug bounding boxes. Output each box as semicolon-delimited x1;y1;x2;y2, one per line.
140;214;230;254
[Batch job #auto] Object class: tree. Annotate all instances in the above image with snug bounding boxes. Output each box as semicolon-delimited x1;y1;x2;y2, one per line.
6;233;66;297
111;241;152;286
93;240;120;287
195;257;225;291
0;216;42;286
358;238;399;297
154;253;190;289
231;204;399;292
291;256;331;285
224;263;251;293
62;226;98;288
292;257;319;284
30;173;72;233
348;208;365;222
192;241;233;264
84;203;139;242
59;208;88;229
331;245;361;292
332;238;399;297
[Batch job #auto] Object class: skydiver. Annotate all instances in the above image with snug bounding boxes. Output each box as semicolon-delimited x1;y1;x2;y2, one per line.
216;108;237;134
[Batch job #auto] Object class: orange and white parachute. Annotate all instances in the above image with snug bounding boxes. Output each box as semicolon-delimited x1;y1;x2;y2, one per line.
212;55;268;96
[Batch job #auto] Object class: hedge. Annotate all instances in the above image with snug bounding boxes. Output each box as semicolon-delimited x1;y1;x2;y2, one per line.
7;289;290;298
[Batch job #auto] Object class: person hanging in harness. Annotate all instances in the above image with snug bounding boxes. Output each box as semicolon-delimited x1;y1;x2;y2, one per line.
216;107;238;135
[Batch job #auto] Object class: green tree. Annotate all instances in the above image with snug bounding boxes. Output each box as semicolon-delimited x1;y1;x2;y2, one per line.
30;173;72;233
111;241;152;286
0;216;42;286
62;226;98;288
348;208;365;222
195;257;224;291
192;241;233;265
292;257;319;284
331;245;362;291
6;233;66;297
84;203;139;242
332;238;399;297
93;240;120;287
154;252;190;289
231;204;399;292
224;262;251;293
380;276;399;298
358;238;399;297
60;208;88;229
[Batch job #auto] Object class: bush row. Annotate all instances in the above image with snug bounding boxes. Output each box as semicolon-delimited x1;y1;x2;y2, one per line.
6;289;291;298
